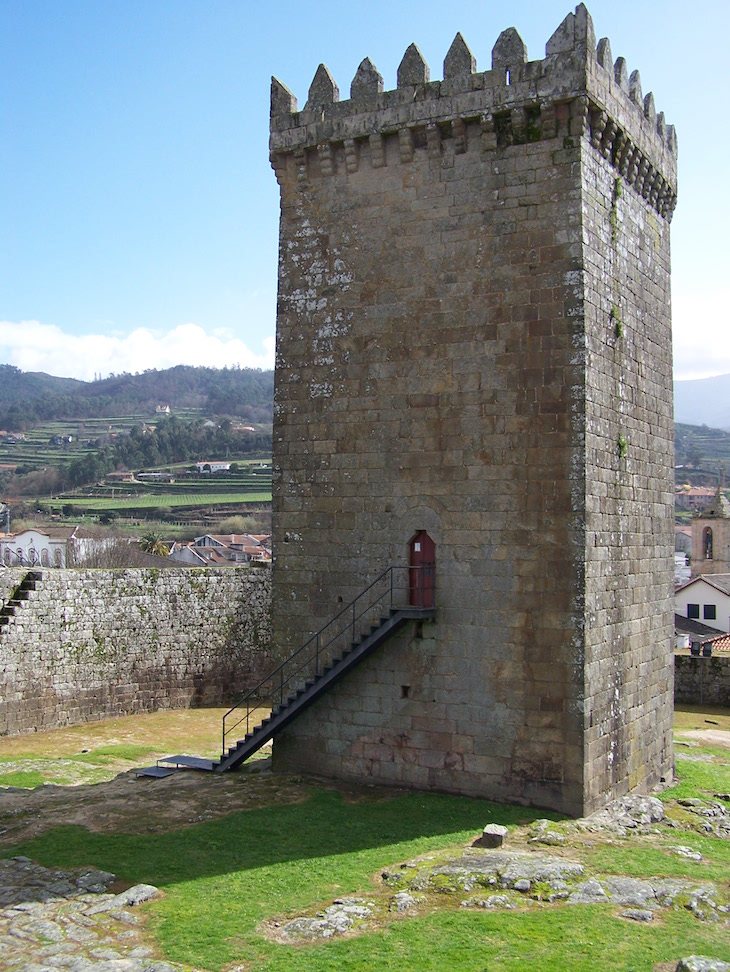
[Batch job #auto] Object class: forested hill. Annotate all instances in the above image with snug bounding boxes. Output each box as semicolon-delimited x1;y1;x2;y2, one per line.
0;364;274;428
0;365;84;405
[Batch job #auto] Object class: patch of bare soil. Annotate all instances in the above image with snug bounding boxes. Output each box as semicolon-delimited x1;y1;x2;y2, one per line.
679;728;730;750
0;764;310;845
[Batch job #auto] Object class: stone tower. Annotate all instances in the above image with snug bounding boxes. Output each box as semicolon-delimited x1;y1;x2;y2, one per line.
268;4;676;815
692;487;730;576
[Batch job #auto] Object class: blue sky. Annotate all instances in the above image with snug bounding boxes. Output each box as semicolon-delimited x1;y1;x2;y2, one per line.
1;0;727;381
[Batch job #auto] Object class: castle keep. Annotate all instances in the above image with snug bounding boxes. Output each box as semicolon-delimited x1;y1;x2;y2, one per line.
268;4;676;815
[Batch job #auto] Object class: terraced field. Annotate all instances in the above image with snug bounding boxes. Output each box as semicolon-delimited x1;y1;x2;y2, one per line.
42;490;271;513
0;414;203;472
32;460;273;519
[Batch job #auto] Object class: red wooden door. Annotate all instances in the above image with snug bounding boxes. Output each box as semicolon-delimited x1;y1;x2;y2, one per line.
409;531;435;608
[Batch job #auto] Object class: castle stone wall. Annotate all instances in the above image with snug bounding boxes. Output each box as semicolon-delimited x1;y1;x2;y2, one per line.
0;567;271;737
270;4;675;814
675;655;730;708
0;569;23;610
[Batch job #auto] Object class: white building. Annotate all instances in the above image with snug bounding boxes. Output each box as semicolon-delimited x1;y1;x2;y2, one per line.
195;461;231;473
0;528;73;568
675;574;730;634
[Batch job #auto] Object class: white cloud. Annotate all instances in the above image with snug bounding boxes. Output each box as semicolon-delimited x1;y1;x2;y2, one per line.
3;291;727;386
673;288;730;381
0;320;275;381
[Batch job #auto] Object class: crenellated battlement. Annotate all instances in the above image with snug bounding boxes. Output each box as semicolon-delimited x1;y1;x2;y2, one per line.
270;3;676;220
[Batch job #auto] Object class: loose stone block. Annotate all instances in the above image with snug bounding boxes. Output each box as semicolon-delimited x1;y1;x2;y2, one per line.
479;824;509;847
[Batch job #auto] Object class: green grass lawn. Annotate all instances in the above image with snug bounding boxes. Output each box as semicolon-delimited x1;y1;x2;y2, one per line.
1;707;729;971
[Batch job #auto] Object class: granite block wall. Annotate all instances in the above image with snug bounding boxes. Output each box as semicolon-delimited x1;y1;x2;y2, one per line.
675;656;730;707
0;567;271;737
269;4;676;814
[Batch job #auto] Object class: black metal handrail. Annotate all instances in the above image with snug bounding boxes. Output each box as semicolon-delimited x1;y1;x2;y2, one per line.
221;563;434;757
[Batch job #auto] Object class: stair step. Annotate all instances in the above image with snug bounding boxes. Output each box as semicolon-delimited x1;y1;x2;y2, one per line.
157;754;215;771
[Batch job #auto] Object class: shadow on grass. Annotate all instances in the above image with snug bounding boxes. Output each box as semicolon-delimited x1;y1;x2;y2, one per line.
0;785;558;889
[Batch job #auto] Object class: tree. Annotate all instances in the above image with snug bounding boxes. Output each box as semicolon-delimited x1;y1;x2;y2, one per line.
72;535;157;568
138;532;170;557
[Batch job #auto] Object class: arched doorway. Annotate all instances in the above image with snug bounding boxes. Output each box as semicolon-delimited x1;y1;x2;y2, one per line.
409;531;435;608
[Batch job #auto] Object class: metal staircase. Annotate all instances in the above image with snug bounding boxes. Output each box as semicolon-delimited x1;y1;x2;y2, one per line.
0;570;43;632
138;564;435;778
215;564;434;772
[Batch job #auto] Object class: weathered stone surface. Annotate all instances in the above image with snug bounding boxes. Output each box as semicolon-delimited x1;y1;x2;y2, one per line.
0;859;170;972
444;33;476;79
403;849;585;894
491;27;527;70
672;798;730;838
350;58;383;101
622;908;654;921
270;77;297;116
87;885;160;915
529;819;568;845
578;795;665;834
397;43;429;86
380;845;728;924
461;893;517;910
306;64;339;108
545;4;595;55
568;878;610;904
279;898;374;940
389;891;422;912
676;959;730;972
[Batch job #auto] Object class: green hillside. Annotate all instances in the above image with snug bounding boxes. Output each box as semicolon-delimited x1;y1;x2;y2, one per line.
675;422;730;485
0;364;274;430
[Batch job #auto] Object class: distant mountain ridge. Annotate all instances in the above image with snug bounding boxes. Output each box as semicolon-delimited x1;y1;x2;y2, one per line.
674;373;730;430
0;365;84;404
2;363;726;433
0;364;274;428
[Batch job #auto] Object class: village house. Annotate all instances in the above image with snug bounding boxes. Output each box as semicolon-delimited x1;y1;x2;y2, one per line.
675;485;717;513
168;533;271;567
675;574;730;634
